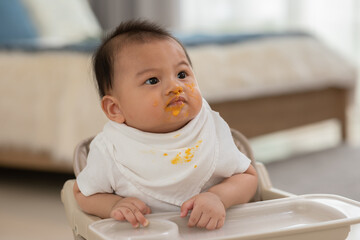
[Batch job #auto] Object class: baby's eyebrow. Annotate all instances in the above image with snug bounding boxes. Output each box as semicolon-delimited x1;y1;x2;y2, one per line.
177;60;190;68
136;68;157;77
136;60;190;77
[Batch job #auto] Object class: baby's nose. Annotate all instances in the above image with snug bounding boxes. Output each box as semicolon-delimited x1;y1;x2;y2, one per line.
166;79;183;95
172;86;183;95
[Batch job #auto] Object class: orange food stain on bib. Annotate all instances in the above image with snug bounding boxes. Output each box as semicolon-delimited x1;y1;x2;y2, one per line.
171;152;182;164
170;140;202;165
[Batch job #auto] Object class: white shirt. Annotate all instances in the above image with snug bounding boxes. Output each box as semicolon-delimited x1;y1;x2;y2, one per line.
77;100;250;212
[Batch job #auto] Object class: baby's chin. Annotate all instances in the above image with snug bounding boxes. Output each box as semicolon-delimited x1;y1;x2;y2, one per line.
140;113;197;133
127;100;202;133
146;119;193;134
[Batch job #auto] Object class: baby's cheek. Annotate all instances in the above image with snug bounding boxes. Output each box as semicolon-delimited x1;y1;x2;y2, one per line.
185;82;196;92
192;89;203;105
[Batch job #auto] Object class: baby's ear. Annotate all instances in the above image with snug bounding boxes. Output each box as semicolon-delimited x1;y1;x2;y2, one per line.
101;95;125;123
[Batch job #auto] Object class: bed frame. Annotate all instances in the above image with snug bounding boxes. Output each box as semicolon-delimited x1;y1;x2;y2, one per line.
210;88;348;141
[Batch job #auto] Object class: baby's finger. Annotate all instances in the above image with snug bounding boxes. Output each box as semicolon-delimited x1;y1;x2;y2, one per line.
111;209;125;221
132;201;152;215
180;197;195;217
196;214;210;228
205;218;218;230
132;207;149;227
216;217;225;229
188;210;202;228
120;208;139;228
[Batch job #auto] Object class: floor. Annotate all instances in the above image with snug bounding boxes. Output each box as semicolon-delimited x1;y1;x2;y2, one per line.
0;169;75;240
1;93;359;240
266;144;360;201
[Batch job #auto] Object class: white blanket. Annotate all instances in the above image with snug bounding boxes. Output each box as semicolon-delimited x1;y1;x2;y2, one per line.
190;37;356;102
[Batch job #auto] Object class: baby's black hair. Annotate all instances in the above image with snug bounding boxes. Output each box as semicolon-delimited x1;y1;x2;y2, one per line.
93;19;192;98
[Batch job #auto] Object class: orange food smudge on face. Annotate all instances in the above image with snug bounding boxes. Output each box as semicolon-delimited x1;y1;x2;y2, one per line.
165;102;184;116
165;87;185;116
153;100;159;107
174;86;183;94
185;83;196;92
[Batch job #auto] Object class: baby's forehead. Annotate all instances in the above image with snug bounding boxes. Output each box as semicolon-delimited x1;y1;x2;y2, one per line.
113;35;188;68
114;36;184;54
112;36;189;67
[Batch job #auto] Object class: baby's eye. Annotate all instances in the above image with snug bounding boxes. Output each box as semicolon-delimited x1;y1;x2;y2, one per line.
177;71;187;79
145;77;159;85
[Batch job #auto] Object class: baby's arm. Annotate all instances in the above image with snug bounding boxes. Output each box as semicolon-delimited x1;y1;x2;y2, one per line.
73;181;151;228
180;164;258;230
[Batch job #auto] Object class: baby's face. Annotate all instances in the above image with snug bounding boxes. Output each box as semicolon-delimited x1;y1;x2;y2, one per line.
110;38;202;133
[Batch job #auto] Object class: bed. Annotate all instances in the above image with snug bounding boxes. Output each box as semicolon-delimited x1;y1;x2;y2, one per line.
184;34;356;140
0;1;357;173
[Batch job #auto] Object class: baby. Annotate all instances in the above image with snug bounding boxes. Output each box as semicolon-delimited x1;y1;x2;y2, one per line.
74;20;258;231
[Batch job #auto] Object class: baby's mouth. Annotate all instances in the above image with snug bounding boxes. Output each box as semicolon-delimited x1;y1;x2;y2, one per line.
167;96;186;107
165;96;186;116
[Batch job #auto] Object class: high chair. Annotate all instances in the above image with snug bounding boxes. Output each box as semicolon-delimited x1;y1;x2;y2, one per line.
61;129;360;240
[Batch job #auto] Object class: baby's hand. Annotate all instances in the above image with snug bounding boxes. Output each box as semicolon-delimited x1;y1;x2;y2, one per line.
180;192;226;230
110;197;151;228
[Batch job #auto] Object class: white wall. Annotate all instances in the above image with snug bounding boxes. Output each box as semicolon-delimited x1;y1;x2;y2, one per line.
88;0;181;32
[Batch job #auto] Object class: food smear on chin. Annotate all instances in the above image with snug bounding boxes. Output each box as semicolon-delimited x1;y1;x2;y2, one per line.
165;89;185;116
165;103;184;116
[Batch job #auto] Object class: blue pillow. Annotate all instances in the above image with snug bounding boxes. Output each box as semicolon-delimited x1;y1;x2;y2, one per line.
175;32;311;47
0;0;38;44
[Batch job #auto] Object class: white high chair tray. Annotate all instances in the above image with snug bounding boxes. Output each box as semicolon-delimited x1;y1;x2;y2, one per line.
88;194;360;240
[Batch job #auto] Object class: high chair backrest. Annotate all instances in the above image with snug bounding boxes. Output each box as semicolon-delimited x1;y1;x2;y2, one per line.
73;128;261;201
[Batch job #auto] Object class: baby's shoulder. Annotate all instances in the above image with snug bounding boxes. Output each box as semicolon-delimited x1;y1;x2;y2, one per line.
92;129;112;143
89;132;112;155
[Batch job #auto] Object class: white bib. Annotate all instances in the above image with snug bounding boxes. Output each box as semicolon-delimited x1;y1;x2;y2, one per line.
103;100;219;206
